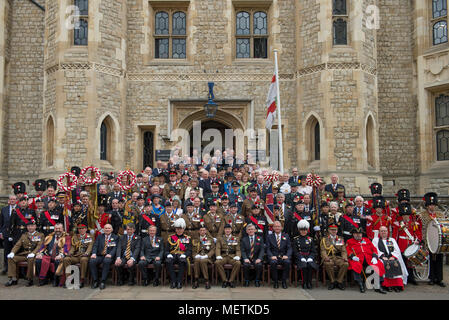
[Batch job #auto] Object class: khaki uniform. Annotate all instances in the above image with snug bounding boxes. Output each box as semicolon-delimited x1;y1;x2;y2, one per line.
182;212;202;239
160;212;177;242
163;181;186;199
222;213;245;238
192;235;215;280
241;198;264;218
59;233;94;280
203;212;224;238
320;235;348;284
8;231;44;280
215;235;241;282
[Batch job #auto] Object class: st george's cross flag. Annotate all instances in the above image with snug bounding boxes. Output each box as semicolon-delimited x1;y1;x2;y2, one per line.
265;74;277;130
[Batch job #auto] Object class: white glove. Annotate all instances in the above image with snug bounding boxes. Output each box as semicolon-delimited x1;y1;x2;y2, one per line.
90;229;95;235
213;238;217;243
216;256;223;260
301;258;307;262
167;254;173;259
313;226;321;231
371;257;378;264
352;256;360;262
123;230;127;235
27;253;35;258
307;258;313;263
195;254;201;259
201;255;208;259
180;254;186;259
233;256;240;261
7;253;14;259
8;237;13;242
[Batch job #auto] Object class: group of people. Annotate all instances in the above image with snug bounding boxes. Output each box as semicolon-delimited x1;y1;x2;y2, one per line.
0;161;446;293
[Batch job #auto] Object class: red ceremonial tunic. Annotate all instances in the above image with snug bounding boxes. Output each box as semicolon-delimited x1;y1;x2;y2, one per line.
95;213;111;238
346;237;385;276
366;213;390;240
392;216;422;253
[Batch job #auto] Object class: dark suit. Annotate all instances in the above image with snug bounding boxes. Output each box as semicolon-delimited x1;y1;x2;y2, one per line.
288;176;301;184
241;235;264;281
266;233;292;282
138;235;164;281
89;233;119;282
324;184;345;199
199;178;212;194
116;233;142;281
0;205;15;271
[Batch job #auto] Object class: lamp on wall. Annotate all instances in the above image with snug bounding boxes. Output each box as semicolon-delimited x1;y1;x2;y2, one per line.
204;82;218;118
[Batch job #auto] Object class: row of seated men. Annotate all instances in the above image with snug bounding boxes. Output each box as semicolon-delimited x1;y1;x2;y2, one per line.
5;217;350;291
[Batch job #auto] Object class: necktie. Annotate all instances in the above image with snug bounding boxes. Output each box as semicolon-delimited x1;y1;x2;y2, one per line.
250;237;254;259
102;235;108;255
125;236;132;260
277;234;281;249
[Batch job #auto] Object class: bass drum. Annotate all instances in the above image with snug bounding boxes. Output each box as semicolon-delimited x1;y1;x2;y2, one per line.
426;219;449;254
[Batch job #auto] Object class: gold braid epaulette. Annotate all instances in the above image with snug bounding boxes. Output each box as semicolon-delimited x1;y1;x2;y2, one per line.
320;237;336;257
168;234;188;254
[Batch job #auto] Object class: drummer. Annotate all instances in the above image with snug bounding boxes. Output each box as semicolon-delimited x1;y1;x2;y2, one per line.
419;192;446;287
393;203;422;285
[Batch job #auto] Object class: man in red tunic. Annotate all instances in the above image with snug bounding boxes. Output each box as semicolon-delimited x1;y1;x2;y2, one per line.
392;202;422;285
366;196;391;240
346;227;386;294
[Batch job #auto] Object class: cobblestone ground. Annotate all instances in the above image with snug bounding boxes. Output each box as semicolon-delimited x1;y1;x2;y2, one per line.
0;249;448;300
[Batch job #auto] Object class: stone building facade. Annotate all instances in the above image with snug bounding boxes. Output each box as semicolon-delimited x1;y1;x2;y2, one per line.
0;0;448;196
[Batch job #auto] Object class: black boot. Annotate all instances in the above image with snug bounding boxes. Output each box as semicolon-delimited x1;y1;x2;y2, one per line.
328;281;335;290
5;279;18;287
192;279;199;289
52;276;60;287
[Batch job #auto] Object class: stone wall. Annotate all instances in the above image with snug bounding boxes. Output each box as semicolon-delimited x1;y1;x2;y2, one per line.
5;0;44;188
377;0;418;193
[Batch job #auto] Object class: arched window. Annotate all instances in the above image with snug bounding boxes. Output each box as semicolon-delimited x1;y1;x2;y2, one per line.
431;0;448;45
46;116;54;167
235;10;268;59
100;121;107;160
366;116;375;168
305;116;321;162
74;0;88;46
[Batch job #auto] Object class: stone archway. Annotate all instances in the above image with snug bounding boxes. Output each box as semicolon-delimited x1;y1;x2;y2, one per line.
174;109;247;159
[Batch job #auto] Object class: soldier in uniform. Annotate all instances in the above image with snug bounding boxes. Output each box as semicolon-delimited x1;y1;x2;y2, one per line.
392;202;422;285
39;198;64;236
419;192;446;287
165;218;192;289
29;179;47;211
318;180;333;204
286;182;301;207
228;181;245;211
137;202;161;238
320;224;348;290
163;169;186;199
182;200;202;239
138;225;164;286
318;202;338;236
109;198;124;235
215;224;241;288
366;196;391;240
5;220;44;287
244;204;268;242
160;201;178;241
35;223;71;287
267;221;292;289
10;197;37;243
12;182;26;202
59;223;93;288
339;200;365;242
115;223;141;286
70;199;88;235
192;226;215;289
222;203;245;238
217;194;231;217
335;186;347;213
203;200;224;239
89;224;120;289
365;182;383;213
293;220;318;289
241;187;264;218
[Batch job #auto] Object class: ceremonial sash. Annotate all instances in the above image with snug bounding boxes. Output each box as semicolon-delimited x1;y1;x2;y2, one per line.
294;212;303;222
142;214;155;226
171;235;186;251
249;216;264;231
15;208;30;225
341;215;359;229
44;211;57;226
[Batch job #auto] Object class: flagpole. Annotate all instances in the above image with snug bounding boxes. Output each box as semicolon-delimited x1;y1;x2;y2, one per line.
273;49;284;172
